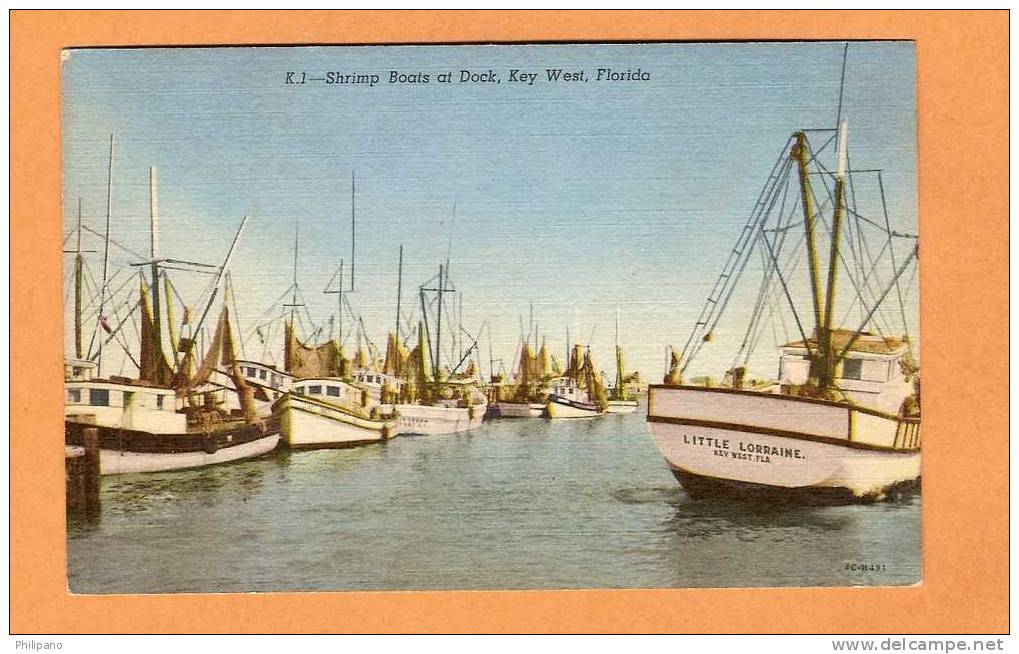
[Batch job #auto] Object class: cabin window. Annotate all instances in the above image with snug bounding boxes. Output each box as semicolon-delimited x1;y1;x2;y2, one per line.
72;366;84;377
156;394;164;410
90;388;110;407
842;359;864;381
67;389;81;404
259;369;268;380
245;367;255;377
309;385;322;395
326;386;340;397
294;387;304;395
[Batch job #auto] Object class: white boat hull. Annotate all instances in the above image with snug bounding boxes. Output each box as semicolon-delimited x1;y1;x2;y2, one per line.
546;396;603;419
605;400;639;414
388;402;485;435
275;394;398;449
646;385;920;503
489;402;545;418
99;434;280;475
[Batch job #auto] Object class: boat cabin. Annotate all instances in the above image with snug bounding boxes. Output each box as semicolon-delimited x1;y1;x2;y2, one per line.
236;360;293;393
351;370;406;404
64;359;97;383
549;377;589;403
65;377;186;434
292;377;366;408
778;330;915;414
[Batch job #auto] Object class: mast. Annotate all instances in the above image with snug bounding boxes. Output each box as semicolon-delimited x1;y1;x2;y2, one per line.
290;220;299;327
791;131;826;346
181;215;249;367
94;133;115;375
487;321;494;382
614;305;624;398
820;120;849;387
395;244;403;341
434;263;444;381
73;197;84;359
350;169;355;292
148;166;162;358
340;259;348;344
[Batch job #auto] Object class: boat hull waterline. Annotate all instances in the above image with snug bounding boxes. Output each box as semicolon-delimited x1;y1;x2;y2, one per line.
546;395;603;419
646;385;920;504
387;402;486;436
65;417;282;475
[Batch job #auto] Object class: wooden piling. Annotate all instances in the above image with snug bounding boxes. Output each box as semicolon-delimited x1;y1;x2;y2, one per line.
66;425;100;514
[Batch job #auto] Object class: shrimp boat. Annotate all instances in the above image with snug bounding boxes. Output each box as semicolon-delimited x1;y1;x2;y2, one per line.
546;345;607;419
647;116;920;504
377;259;487;435
271;321;399;449
267;203;401;449
488;340;552;418
64;164;280;474
382;321;486;435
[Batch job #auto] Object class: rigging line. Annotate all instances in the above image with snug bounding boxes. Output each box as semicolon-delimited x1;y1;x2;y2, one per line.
835;42;850;133
678;135;795;364
732;245;773;370
89;297;143;364
684;153;794;367
744;232;808;368
879;172;912;345
79;223;146;261
835;237;894;327
834;248;918;364
758;228;813;355
227;272;246;360
693;156;794;364
80;268;129;327
809;156;899;234
106;292;141;371
263;284;297;317
803;150;897;338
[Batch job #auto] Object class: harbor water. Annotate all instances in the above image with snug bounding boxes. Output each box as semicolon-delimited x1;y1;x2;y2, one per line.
67;406;921;593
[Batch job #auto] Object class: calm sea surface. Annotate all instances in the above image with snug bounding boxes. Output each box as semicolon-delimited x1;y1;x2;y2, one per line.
67;406;921;593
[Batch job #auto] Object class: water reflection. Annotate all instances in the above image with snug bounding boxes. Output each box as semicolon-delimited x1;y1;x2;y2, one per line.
67;410;921;593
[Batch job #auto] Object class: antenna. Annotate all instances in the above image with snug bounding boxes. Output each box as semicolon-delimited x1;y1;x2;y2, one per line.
350;169;356;292
395;244;403;341
835;42;849;129
91;133;115;374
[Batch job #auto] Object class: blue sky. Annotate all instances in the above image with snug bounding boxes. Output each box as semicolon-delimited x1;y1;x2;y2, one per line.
62;41;918;380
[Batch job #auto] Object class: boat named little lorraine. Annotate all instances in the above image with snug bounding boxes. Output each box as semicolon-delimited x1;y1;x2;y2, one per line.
647;117;920;504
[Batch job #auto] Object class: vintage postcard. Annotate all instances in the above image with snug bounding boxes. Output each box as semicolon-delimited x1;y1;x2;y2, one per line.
61;40;921;594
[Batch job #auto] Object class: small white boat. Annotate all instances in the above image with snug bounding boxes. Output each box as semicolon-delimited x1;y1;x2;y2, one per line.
488;401;545;418
388;395;487;435
546;379;603;419
274;377;398;449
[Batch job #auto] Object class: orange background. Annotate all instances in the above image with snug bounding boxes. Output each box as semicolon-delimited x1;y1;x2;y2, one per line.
10;10;1009;633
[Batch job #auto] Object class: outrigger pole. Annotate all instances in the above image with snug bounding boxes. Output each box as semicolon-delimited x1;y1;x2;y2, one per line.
179;215;249;366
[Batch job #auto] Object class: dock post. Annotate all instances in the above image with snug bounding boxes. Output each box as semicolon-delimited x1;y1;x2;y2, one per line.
83;427;100;513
